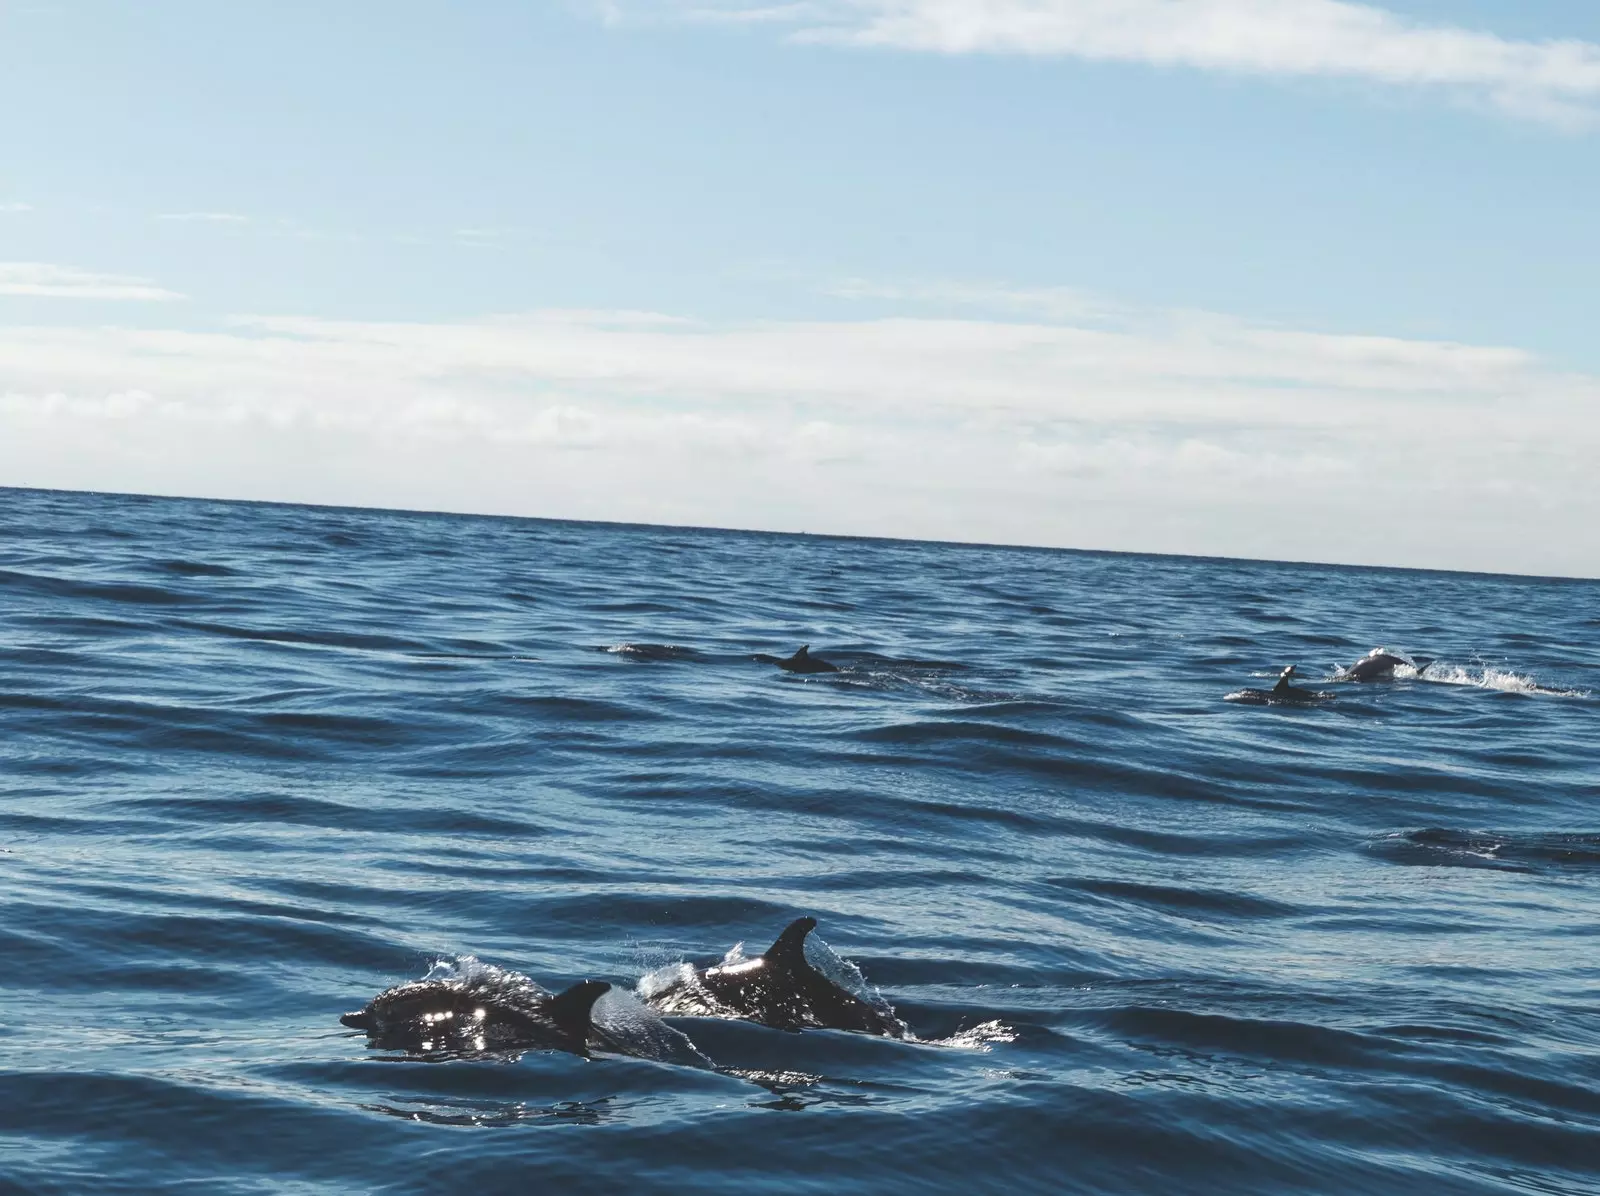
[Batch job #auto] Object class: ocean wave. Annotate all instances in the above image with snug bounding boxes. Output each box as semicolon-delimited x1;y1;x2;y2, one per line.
3;486;1598;1195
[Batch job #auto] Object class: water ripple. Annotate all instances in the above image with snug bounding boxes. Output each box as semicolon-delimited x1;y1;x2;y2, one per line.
1;486;1597;1194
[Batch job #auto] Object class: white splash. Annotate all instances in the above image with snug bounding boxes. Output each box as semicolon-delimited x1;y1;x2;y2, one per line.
1420;660;1589;698
923;1019;1019;1051
422;954;548;995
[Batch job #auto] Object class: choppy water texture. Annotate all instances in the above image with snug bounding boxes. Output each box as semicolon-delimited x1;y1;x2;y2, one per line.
2;486;1598;1195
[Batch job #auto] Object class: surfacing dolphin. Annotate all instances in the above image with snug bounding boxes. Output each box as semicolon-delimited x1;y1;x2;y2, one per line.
341;966;611;1057
1226;665;1335;706
751;645;840;674
639;916;908;1038
1337;648;1431;682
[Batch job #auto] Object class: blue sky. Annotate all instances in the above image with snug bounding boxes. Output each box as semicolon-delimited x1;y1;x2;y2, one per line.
3;1;1598;576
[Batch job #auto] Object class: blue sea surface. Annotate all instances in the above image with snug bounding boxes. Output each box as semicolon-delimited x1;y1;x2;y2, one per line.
1;485;1597;1194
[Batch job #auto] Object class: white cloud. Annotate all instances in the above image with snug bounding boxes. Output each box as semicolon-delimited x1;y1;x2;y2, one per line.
0;202;32;213
0;262;185;301
156;211;250;223
664;0;1600;125
829;277;1123;323
0;295;1595;575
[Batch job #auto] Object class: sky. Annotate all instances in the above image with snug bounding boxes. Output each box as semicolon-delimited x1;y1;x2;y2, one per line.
2;0;1598;577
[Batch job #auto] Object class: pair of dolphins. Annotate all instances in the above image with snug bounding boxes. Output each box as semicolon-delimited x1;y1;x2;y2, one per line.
764;644;1431;685
1234;649;1430;705
340;916;904;1059
761;643;1432;704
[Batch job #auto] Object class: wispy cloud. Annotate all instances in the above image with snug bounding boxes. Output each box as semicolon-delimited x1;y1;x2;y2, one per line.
0;202;32;213
156;211;250;224
0;262;185;301
657;0;1600;126
1;293;1595;574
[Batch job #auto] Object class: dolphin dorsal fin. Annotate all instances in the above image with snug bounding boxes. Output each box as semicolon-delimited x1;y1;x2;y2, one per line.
547;979;610;1042
795;645;811;657
765;916;819;971
1273;665;1295;693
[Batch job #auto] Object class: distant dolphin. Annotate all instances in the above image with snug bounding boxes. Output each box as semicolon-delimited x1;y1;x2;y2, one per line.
1338;648;1431;682
1227;665;1335;706
752;645;840;674
341;973;611;1057
640;916;908;1038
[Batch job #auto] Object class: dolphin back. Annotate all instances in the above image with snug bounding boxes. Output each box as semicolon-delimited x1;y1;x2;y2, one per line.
762;916;907;1038
339;971;612;1056
779;646;840;674
765;916;820;970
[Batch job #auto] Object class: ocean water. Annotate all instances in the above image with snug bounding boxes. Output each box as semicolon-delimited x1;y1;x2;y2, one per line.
1;485;1597;1195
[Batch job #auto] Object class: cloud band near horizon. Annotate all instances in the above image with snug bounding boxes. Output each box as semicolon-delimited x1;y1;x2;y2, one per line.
2;279;1596;577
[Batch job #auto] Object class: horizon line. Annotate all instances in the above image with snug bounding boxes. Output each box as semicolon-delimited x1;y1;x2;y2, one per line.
5;483;1593;586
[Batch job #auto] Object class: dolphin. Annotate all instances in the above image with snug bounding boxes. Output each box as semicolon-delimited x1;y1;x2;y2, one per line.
640;916;908;1038
751;645;840;674
341;971;611;1057
1227;665;1335;706
1339;648;1430;682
